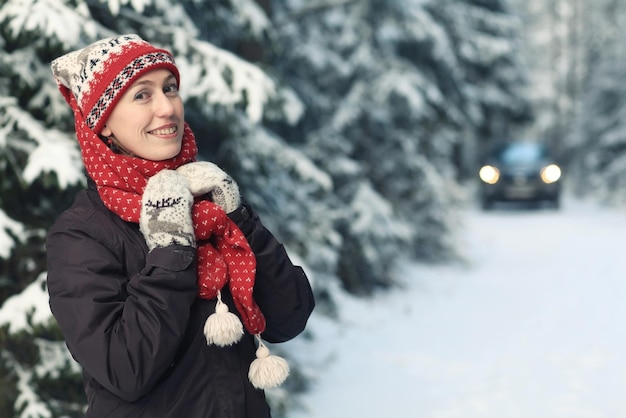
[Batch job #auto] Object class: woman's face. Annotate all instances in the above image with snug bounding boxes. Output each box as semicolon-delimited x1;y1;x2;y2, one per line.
101;69;184;161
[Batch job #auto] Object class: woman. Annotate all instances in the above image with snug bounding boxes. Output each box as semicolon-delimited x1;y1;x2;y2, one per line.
46;34;314;418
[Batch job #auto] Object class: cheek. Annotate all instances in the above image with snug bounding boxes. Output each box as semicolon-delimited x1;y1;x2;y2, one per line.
103;107;133;137
175;101;184;119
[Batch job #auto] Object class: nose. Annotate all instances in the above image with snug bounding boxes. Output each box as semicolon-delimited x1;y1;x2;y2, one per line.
154;91;175;117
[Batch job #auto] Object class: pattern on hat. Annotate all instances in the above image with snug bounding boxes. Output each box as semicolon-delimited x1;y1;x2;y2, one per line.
51;34;179;134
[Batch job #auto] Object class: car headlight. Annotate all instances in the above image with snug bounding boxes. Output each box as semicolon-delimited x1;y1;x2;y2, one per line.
479;165;500;184
540;164;561;184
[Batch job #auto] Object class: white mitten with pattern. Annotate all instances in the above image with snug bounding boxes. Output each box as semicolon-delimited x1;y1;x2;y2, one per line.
140;170;195;250
176;162;241;214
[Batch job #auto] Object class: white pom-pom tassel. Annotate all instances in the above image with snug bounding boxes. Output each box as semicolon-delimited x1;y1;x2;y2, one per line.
248;336;290;389
203;290;244;346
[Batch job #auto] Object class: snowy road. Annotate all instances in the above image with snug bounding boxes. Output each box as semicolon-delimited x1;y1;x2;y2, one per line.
286;198;626;418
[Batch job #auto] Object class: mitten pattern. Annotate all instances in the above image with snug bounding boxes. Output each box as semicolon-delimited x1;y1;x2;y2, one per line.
140;170;195;250
177;162;241;214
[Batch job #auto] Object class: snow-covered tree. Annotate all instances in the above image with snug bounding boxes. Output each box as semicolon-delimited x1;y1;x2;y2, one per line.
269;0;531;291
569;2;626;204
572;30;626;204
507;0;626;203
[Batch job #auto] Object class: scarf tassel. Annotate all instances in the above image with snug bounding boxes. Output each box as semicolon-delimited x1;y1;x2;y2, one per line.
203;290;244;346
248;335;290;390
203;292;290;389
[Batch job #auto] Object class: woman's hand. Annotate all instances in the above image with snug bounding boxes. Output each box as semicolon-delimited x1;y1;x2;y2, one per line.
176;162;241;214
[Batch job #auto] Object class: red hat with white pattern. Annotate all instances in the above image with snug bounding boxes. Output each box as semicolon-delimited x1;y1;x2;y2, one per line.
51;34;179;134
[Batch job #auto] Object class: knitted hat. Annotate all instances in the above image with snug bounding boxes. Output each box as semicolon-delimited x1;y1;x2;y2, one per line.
50;34;179;134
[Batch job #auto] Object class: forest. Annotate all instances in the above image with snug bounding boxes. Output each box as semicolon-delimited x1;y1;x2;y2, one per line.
0;0;624;416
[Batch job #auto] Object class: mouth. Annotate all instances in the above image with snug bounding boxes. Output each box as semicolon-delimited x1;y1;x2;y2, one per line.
148;125;178;136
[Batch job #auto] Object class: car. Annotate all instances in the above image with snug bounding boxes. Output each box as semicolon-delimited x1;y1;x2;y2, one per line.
478;141;562;210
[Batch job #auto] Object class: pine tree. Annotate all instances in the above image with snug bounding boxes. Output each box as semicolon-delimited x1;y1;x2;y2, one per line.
568;1;626;203
574;31;626;204
268;0;530;294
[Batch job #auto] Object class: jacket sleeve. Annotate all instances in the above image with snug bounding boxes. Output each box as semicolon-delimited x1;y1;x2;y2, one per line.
46;212;198;402
229;203;315;343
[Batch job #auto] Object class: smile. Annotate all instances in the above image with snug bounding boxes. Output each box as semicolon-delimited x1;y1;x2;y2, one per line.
149;126;177;135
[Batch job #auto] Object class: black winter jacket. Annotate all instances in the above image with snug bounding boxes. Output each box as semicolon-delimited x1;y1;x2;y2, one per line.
46;180;315;418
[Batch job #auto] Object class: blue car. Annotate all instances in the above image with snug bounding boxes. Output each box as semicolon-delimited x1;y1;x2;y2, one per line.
478;141;562;210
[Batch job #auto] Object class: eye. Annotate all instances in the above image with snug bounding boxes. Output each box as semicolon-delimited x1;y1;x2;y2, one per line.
133;90;150;101
164;83;179;96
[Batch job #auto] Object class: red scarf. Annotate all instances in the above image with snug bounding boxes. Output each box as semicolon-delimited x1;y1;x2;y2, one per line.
70;97;266;336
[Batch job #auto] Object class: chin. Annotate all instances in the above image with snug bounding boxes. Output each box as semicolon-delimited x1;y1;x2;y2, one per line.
163;150;182;161
150;146;182;161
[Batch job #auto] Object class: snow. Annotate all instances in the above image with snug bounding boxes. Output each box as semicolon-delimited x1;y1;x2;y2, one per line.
0;273;52;333
178;39;279;123
238;128;332;191
22;130;85;188
286;197;626;418
230;0;270;36
0;208;24;259
104;0;153;15
0;0;98;47
0;98;85;189
15;364;52;418
351;182;411;241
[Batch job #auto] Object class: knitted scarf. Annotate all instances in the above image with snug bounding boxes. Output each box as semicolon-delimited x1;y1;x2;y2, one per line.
70;97;266;336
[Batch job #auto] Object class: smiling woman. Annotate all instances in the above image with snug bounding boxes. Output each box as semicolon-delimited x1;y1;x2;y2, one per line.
101;70;184;160
46;34;314;418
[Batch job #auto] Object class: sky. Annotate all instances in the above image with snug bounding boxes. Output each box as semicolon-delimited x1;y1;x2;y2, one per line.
283;195;626;418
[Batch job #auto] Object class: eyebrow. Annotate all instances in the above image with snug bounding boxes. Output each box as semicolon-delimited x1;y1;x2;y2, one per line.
131;74;177;88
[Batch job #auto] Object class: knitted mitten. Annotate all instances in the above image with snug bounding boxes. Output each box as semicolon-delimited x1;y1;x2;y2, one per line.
176;162;241;214
140;170;195;250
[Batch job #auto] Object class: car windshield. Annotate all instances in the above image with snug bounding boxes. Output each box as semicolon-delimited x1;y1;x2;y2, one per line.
496;143;547;165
